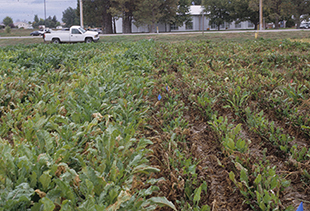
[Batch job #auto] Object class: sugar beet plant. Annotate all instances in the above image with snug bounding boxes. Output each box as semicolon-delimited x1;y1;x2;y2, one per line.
1;37;310;210
151;39;310;210
0;41;176;211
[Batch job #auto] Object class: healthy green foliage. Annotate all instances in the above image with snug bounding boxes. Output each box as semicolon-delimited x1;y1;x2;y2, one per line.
229;159;293;210
202;0;233;31
0;40;175;210
209;115;249;154
3;16;13;26
245;107;294;153
62;7;79;27
5;26;11;34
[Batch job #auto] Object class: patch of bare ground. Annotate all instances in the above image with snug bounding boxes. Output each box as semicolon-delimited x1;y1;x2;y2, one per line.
186;106;251;210
189;122;250;210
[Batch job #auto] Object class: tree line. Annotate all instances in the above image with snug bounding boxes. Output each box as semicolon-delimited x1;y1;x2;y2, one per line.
61;0;310;33
1;15;60;29
204;0;310;30
32;15;61;29
63;0;192;33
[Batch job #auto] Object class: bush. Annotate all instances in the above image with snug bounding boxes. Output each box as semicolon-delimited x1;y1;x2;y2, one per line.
5;26;11;34
8;23;15;28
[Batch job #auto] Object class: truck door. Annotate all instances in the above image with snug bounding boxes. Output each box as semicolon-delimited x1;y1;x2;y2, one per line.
70;28;83;42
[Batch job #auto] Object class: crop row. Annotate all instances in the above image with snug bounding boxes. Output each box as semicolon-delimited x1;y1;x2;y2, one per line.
1;38;310;210
150;39;310;210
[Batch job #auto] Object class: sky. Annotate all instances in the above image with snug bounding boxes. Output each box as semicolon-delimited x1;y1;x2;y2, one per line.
0;0;77;24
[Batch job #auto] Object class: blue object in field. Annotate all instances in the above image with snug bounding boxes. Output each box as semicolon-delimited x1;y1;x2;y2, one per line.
296;202;303;211
158;94;162;101
166;86;169;92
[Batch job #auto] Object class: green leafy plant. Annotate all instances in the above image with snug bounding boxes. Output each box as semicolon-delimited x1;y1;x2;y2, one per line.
224;86;250;117
209;115;249;155
245;108;294;153
190;91;218;120
229;160;292;211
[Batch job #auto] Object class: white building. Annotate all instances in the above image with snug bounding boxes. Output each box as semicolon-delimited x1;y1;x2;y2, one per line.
114;5;255;33
14;22;33;29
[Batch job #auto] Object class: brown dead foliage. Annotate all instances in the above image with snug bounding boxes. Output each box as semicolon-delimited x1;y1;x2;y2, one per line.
2;132;14;146
144;66;310;210
55;165;67;177
35;189;46;198
145;70;248;210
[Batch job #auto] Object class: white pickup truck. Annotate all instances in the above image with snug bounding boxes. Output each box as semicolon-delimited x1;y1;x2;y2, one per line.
44;26;99;44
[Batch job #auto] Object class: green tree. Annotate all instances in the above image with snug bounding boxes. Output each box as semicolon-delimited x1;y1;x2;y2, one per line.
133;0;167;33
158;0;179;29
170;0;192;31
290;0;310;28
39;18;45;26
62;7;79;27
109;0;136;33
34;15;39;23
52;15;57;25
202;0;233;31
264;0;291;29
33;15;40;28
230;0;259;29
3;16;13;26
33;15;46;29
45;16;57;28
81;0;113;34
192;0;202;4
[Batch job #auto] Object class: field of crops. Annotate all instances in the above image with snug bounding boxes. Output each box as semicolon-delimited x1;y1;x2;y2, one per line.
0;38;309;211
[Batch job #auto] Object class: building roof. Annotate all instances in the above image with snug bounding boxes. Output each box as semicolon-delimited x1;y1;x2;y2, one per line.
189;5;204;15
14;22;32;27
14;21;29;25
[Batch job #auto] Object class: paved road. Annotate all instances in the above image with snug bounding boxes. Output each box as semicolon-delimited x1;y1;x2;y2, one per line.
99;28;310;36
0;29;309;39
0;36;44;39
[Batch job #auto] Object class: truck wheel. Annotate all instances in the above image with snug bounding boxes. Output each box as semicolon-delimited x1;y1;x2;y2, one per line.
52;38;60;44
85;38;92;43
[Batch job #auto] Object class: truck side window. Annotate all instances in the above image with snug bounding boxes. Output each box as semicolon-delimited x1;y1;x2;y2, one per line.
72;29;81;34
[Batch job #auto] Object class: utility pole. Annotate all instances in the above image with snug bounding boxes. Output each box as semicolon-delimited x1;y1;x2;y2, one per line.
80;0;84;28
202;10;204;35
201;0;204;35
44;0;46;23
259;0;263;30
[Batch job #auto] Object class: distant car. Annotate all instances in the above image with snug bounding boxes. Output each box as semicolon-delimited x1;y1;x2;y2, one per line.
39;28;51;34
300;23;309;29
96;29;103;34
88;28;103;34
30;31;42;36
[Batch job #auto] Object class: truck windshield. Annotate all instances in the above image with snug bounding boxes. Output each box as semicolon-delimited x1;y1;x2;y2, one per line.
79;28;86;33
